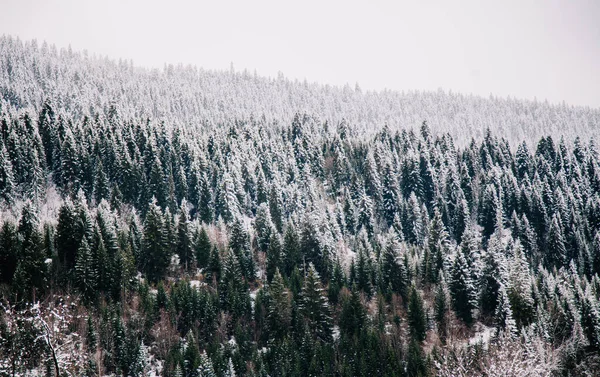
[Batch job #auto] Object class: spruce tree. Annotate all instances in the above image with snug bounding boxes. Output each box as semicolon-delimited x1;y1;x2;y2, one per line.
299;263;333;343
176;201;194;271
408;285;427;342
229;219;255;280
266;232;282;282
56;199;80;277
194;226;211;269
14;201;46;300
380;235;407;300
197;351;217;377
0;220;18;284
449;246;477;326
546;213;567;269
434;276;450;342
0;142;15;204
266;269;292;341
74;238;98;303
495;283;517;336
254;203;274;253
142;199;169;283
339;287;366;338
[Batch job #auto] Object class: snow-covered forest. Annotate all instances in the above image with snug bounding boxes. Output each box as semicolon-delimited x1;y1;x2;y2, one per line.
0;35;600;376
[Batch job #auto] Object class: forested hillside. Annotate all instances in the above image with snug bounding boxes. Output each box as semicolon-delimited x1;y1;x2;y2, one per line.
0;36;600;377
1;35;600;145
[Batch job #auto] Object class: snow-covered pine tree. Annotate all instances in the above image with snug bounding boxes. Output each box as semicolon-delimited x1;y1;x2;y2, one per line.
449;244;477;326
299;263;333;343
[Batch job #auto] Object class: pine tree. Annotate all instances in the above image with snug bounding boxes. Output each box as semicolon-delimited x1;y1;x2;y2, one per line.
266;232;282;282
283;224;301;277
229;219;255;280
408;285;427;342
266;269;292;341
176;201;194;270
506;243;534;329
355;247;373;297
425;208;450;284
546;213;567;269
216;171;240;223
224;358;236;377
338;287;366;338
480;184;499;239
380;236;407;299
300;214;329;279
495;283;517;337
268;184;283;233
207;245;221;283
434;276;450;342
299;263;333;342
14;201;46;300
220;251;251;318
357;189;375;238
0;142;15;204
479;246;501;318
183;331;201;377
195;226;211;269
93;160;110;204
0;220;18;284
254;203;274;253
74;238;98;303
197;351;217;377
449;246;477;326
142;199;169;283
381;160;400;226
86;316;97;351
56;199;80;277
406;339;427;377
198;171;213;224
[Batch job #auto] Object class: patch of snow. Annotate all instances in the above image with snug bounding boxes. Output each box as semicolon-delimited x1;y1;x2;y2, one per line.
190;280;205;290
469;324;494;349
332;325;340;341
250;290;258;310
228;336;237;348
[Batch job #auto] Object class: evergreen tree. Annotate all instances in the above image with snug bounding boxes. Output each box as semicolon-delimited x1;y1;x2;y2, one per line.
299;263;333;342
93;160;111;204
229;219;255;280
495;283;517;336
338;287;366;338
408;285;427;342
176;201;194;270
266;269;292;341
424;208;450;284
142;199;170;283
265;232;282;282
74;238;98;303
449;246;477;326
0;220;18;284
546;213;567;269
380;235;407;299
14;201;46;300
197;351;217;377
0;142;15;204
434;276;450;342
283;224;301;277
183;331;201;377
55;199;80;277
194;226;211;269
254;203;274;253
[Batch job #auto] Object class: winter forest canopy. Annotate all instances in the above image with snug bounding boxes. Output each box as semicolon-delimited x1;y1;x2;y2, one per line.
0;35;600;376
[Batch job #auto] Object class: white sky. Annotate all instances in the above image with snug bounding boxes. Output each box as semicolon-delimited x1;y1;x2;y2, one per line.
0;0;599;108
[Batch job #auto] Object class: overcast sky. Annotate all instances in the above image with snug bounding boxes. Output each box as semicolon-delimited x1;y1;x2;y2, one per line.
1;0;599;108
